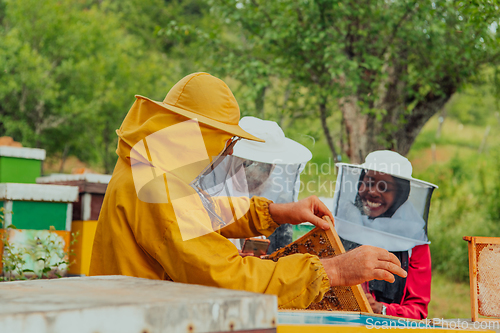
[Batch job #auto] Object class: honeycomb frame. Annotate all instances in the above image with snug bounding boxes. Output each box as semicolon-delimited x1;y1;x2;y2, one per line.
463;236;500;322
265;217;372;313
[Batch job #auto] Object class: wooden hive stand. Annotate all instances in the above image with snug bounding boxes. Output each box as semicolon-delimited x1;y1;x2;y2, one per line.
265;216;372;312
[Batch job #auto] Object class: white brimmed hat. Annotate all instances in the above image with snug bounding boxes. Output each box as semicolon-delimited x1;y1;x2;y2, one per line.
232;117;312;164
337;150;438;188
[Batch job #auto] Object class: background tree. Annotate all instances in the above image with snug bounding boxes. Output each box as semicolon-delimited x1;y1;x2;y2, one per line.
202;0;500;162
0;0;173;172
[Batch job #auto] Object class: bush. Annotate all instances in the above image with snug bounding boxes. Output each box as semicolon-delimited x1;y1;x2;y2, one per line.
415;151;500;282
0;208;76;281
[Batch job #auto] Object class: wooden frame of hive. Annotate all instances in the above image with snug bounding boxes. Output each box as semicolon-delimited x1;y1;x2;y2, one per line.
265;217;372;312
463;236;500;322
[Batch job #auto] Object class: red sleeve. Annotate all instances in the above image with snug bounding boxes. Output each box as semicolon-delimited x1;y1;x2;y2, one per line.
383;244;431;319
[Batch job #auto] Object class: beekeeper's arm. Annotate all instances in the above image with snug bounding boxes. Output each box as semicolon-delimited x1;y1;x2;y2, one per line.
142;191;328;308
218;195;331;239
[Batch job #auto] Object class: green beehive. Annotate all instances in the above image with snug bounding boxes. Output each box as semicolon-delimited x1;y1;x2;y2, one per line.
0;183;78;231
0;147;46;184
292;222;315;241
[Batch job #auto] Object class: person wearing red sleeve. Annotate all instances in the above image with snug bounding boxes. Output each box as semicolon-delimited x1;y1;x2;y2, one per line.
333;150;437;319
365;244;431;319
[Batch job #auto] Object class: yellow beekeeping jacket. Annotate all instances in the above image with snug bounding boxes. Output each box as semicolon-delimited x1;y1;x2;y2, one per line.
89;96;329;309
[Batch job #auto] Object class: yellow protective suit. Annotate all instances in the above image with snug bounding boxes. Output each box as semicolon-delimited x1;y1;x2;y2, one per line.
90;77;330;309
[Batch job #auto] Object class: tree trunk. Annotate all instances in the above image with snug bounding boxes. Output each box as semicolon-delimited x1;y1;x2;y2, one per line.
103;121;111;174
341;49;456;162
341;92;453;162
278;87;291;129
395;94;453;155
319;100;338;163
255;86;267;119
59;144;70;173
339;114;346;157
339;96;383;163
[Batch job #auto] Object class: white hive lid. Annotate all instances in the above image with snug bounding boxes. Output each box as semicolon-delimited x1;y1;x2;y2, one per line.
0;183;79;202
37;173;112;184
0;146;46;160
0;276;277;333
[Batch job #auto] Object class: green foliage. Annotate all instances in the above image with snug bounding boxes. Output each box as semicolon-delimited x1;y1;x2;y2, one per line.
32;227;67;279
414;151;500;282
2;0;498;169
166;0;500;160
411;125;483;151
447;71;499;127
407;81;500;283
107;0;211;76
1;229;74;281
1;224;30;281
0;208;26;281
0;0;174;172
0;209;75;281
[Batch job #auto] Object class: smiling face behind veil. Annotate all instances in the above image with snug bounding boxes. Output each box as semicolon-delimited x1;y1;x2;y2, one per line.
332;151;437;252
354;170;411;219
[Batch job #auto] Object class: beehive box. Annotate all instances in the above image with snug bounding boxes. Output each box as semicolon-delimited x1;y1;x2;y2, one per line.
0;276;278;333
0;183;78;231
0;183;78;277
464;236;500;322
67;220;98;275
37;174;110;275
292;222;314;241
278;311;496;332
37;173;111;221
0;146;45;184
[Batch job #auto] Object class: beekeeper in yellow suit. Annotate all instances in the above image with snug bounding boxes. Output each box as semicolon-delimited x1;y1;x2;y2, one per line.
90;72;406;309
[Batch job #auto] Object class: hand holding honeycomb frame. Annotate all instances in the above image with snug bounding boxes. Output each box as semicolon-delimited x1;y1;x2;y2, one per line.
265;216;372;312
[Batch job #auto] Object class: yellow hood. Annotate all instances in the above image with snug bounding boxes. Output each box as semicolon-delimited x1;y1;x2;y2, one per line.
116;96;232;184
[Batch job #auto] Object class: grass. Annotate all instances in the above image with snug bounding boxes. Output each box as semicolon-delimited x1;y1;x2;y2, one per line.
428;272;471;319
